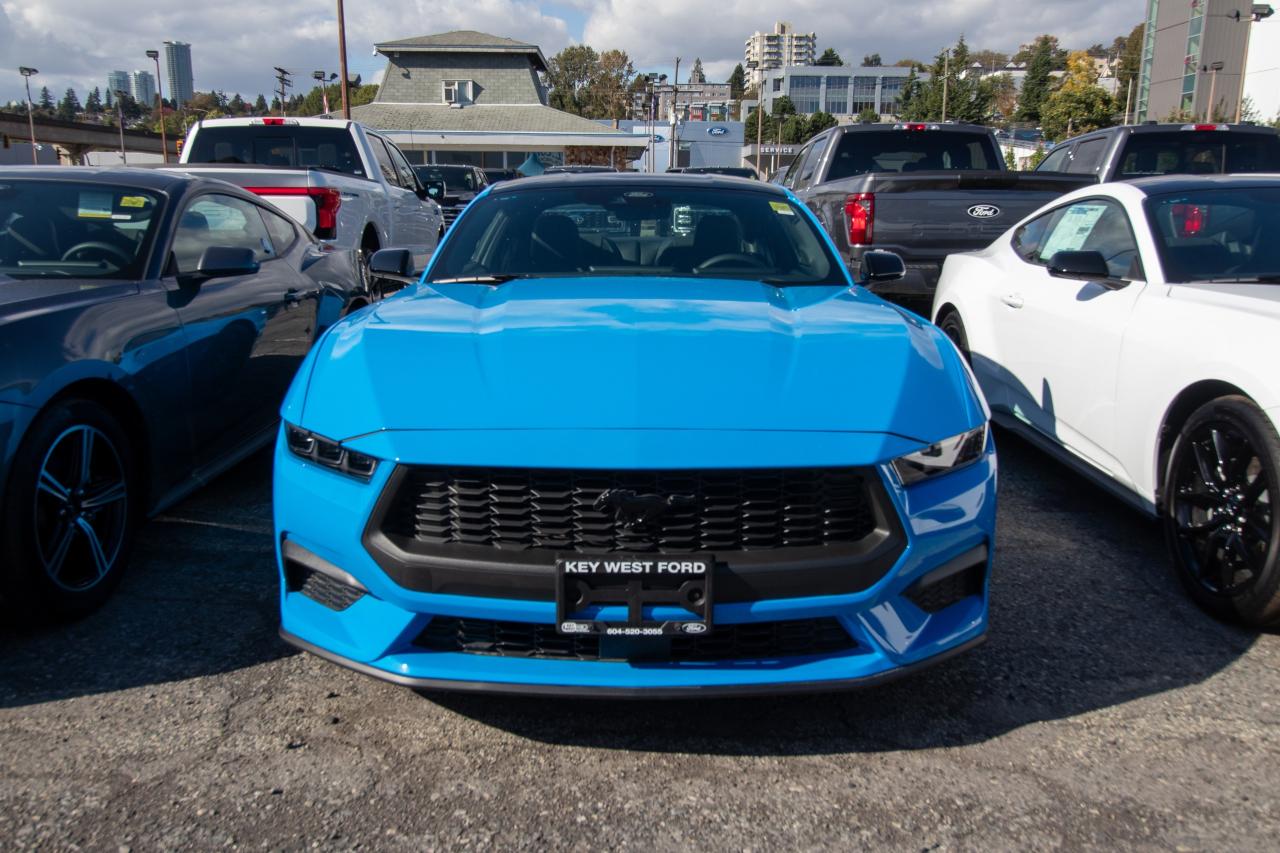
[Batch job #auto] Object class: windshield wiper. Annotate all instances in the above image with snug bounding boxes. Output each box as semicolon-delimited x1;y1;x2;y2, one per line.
1197;274;1280;284
428;274;530;284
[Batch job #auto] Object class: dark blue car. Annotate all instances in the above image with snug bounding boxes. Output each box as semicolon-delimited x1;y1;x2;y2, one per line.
0;168;360;620
274;174;996;696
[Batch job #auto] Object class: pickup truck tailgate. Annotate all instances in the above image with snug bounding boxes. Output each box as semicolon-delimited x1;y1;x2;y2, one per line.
156;165;318;232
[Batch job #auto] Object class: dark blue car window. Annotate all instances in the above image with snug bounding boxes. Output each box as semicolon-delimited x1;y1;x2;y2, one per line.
0;180;161;280
427;184;845;286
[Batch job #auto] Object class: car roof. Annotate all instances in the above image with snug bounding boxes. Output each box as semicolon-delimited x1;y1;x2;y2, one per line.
1126;173;1280;195
1050;122;1280;149
487;172;786;195
0;165;195;191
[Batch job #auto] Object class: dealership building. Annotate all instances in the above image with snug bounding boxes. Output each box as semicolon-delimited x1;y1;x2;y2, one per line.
346;30;645;169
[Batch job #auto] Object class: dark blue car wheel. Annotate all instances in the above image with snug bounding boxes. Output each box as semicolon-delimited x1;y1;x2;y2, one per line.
2;399;139;622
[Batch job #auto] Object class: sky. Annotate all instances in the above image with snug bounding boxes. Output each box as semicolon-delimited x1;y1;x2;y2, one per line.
1;0;1143;106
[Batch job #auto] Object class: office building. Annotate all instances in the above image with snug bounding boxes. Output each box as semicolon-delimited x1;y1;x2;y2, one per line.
129;70;156;108
631;82;734;122
164;40;194;105
744;22;817;89
756;65;922;120
106;70;130;102
1135;0;1259;122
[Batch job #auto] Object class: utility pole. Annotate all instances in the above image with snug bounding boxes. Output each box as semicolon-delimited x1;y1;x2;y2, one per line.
1205;60;1224;122
941;49;950;122
747;60;762;176
274;67;293;116
336;0;351;119
19;66;39;165
1123;76;1134;124
146;50;168;163
669;57;680;171
114;90;128;165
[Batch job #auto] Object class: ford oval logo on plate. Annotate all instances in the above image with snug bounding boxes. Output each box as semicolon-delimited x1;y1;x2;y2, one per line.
968;204;1001;218
707;126;729;136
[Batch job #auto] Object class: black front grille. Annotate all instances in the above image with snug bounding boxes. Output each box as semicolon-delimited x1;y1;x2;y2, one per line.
380;466;877;555
294;567;364;611
905;564;985;613
415;617;858;662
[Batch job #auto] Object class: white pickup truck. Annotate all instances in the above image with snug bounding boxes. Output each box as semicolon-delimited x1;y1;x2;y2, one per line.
167;117;444;286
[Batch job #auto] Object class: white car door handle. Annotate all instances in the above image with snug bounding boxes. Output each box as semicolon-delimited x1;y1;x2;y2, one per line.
1001;293;1024;309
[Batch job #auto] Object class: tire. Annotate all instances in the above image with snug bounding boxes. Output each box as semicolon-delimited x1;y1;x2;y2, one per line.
0;398;140;622
357;235;380;300
937;310;971;365
1162;395;1280;628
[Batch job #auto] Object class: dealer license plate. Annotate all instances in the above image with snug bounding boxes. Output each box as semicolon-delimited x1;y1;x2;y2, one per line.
555;555;715;637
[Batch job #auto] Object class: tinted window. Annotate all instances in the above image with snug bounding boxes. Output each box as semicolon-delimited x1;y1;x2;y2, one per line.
1034;199;1142;280
0;180;161;280
1012;210;1055;263
1066;137;1107;174
172;194;273;275
383;139;419;189
826;130;998;180
1037;146;1072;172
784;140;817;190
414;166;475;192
185;125;367;177
1146;186;1280;283
794;138;828;188
368;137;402;186
427;185;844;286
260;206;299;253
1116;131;1280;177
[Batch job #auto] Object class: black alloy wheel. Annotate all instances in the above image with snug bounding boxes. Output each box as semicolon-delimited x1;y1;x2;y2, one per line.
1;399;139;621
1164;395;1280;628
938;311;971;365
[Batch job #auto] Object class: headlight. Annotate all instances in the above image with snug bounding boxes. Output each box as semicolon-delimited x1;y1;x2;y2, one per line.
891;423;988;486
285;423;378;481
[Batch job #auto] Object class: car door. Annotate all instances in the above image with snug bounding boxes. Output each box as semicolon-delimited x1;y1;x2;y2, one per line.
371;134;434;264
165;192;315;468
993;197;1147;478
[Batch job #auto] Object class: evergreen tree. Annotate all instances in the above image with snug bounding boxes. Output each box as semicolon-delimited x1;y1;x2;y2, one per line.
84;87;103;114
728;64;746;100
229;93;246;114
688;58;706;84
805;111;838;138
861;53;881;67
254;94;269;114
56;87;82;121
856;107;881;123
817;48;844;66
38;86;54;111
1016;35;1056;123
104;88;114;108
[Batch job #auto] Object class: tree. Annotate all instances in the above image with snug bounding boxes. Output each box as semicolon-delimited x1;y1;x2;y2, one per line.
728;63;746;100
806;111;838;138
1013;34;1067;70
971;49;1009;73
38;86;54;112
547;44;600;115
894;58;923;68
817;48;844;66
84;87;103;115
350;84;379;108
856;107;880;123
901;36;991;123
56;87;81;121
779;115;807;144
1015;35;1056;123
688;57;706;84
1039;50;1118;141
228;93;247;114
860;53;880;67
986;72;1018;119
1114;23;1144;97
583;49;635;119
254;94;269;114
104;88;114;108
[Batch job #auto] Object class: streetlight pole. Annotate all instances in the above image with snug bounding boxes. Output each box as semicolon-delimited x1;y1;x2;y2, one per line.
669;57;680;171
1205;60;1225;122
146;50;168;163
941;49;950;122
114;90;128;165
746;60;762;176
336;0;351;119
19;66;39;165
313;71;338;114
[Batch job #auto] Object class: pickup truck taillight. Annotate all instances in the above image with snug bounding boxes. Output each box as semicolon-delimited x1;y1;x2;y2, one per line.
244;186;343;239
844;193;875;246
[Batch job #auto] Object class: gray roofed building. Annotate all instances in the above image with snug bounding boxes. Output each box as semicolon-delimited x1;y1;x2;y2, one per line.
348;30;643;169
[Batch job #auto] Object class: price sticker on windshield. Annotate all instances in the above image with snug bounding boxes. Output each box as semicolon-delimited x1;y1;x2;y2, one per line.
77;192;113;219
769;201;795;216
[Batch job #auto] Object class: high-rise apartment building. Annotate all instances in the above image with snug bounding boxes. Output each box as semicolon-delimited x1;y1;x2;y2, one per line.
106;70;130;102
1135;0;1257;122
744;22;817;90
129;70;156;108
164;40;195;105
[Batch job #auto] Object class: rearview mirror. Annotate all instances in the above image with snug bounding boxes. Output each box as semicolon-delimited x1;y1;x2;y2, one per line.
191;246;259;280
858;250;906;284
417;180;445;201
368;248;415;278
1047;250;1125;287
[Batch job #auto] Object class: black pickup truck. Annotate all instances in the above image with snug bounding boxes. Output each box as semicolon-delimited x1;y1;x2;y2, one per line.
1035;122;1280;179
786;123;1091;305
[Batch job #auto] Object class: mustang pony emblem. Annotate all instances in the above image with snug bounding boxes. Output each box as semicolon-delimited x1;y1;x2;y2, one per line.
594;489;695;531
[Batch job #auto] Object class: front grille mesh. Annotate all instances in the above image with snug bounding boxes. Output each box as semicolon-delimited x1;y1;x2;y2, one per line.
381;466;877;554
297;569;364;611
415;617;858;662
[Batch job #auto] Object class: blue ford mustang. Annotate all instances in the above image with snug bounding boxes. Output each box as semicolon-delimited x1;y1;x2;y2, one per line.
274;174;996;696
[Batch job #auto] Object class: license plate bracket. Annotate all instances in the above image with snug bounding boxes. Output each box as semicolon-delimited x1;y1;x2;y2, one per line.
555;555;715;637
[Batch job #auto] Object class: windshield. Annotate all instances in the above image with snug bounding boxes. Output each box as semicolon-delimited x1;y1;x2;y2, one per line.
1146;187;1280;283
426;184;845;286
1117;132;1280;178
185;126;367;177
0;180;162;280
826;130;998;179
413;166;478;192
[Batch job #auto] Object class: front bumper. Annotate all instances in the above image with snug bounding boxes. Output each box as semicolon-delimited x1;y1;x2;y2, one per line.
274;428;997;696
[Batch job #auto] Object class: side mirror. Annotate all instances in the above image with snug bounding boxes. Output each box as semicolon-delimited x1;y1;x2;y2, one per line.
190;246;259;281
1047;250;1124;287
368;248;415;278
858;250;906;284
417;180;445;201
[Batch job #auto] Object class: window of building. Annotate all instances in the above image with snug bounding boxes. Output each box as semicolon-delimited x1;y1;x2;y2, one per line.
852;76;879;114
443;80;473;104
824;76;849;114
880;77;905;115
772;78;783;92
788;76;822;113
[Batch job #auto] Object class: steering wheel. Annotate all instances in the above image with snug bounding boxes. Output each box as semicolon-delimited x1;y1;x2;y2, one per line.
61;241;133;267
693;253;768;273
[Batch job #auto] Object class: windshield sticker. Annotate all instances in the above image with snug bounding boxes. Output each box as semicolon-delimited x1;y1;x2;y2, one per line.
119;196;147;209
770;201;795;215
77;192;114;219
1039;204;1107;258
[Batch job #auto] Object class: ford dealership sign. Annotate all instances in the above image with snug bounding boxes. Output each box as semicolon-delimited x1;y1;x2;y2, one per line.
707;126;729;136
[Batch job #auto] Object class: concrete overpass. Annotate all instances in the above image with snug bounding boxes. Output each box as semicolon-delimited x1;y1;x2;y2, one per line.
0;111;180;164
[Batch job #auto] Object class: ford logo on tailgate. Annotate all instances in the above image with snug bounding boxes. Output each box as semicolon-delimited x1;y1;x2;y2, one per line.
967;204;1001;219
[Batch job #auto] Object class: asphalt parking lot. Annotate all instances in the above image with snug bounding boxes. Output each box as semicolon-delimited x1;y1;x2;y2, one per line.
2;428;1277;851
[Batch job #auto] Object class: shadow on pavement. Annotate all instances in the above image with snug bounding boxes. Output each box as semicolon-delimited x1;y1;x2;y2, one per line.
426;428;1260;754
0;447;293;708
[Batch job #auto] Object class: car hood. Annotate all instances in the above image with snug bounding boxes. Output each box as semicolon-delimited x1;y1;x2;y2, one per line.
296;277;984;443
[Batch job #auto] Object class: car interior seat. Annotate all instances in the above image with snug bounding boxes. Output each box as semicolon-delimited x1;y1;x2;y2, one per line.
530;213;584;271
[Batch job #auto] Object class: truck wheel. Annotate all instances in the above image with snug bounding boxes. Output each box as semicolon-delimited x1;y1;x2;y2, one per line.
358;232;381;300
1;398;140;622
1163;395;1280;628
